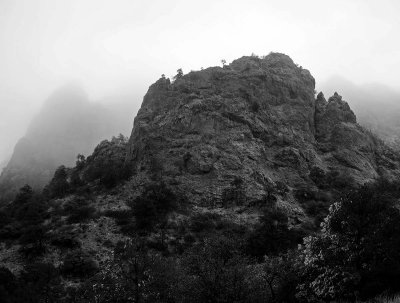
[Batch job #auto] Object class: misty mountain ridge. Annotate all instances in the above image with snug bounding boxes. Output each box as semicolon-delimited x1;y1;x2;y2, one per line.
0;84;137;203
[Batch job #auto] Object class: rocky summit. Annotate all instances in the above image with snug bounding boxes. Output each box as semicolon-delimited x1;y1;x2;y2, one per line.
127;53;400;208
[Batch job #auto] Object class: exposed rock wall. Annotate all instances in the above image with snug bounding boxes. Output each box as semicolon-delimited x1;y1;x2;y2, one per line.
127;53;400;206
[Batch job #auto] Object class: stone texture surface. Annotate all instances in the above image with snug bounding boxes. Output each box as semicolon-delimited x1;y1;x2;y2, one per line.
126;53;400;206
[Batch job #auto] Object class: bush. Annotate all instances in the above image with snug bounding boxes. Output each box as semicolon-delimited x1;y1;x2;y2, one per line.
69;169;84;189
326;169;355;190
130;182;178;231
1;186;50;256
50;235;81;249
46;165;70;198
0;223;21;241
302;200;329;225
14;199;48;225
103;209;127;218
178;236;252;303
250;252;300;302
250;100;260;112
12;184;34;206
294;186;317;203
309;166;327;188
0;210;10;230
309;167;356;192
63;196;96;224
189;212;221;233
0;267;18;302
104;209;135;235
221;177;246;207
275;181;289;196
18;225;48;257
246;207;303;258
298;179;400;301
20;262;62;302
60;250;99;279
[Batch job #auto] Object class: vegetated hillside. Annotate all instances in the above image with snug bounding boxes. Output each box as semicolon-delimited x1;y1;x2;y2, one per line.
2;53;400;303
0;85;136;204
319;75;400;150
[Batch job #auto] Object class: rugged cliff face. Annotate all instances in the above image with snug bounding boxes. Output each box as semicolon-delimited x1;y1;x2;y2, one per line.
127;53;400;208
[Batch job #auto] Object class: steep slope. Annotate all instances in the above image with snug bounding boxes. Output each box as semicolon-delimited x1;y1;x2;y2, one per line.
0;85;136;203
126;53;400;208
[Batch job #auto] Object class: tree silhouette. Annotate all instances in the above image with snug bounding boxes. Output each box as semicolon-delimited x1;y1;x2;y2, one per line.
130;182;177;244
46;165;69;198
174;68;183;81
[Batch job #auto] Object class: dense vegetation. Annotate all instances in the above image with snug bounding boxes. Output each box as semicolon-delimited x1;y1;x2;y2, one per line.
1;135;400;302
2;177;400;302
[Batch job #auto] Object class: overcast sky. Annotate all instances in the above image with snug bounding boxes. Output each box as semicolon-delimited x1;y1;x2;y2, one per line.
1;0;400;163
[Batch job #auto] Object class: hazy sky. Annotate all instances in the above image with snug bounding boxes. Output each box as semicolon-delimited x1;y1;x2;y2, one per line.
1;0;400;163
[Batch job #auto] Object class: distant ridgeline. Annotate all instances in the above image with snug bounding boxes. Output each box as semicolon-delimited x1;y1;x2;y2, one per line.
0;85;135;204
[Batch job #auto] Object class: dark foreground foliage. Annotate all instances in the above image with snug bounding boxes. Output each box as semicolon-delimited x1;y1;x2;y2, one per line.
297;179;400;301
2;178;400;302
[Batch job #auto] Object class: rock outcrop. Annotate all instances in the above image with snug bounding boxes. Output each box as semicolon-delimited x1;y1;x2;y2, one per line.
126;53;400;207
319;76;400;151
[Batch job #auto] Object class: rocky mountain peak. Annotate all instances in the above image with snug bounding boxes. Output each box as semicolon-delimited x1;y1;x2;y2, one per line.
327;92;357;123
315;91;357;142
230;53;295;71
126;54;400;207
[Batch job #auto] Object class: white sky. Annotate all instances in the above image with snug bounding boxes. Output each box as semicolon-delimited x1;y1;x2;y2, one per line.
1;0;400;162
